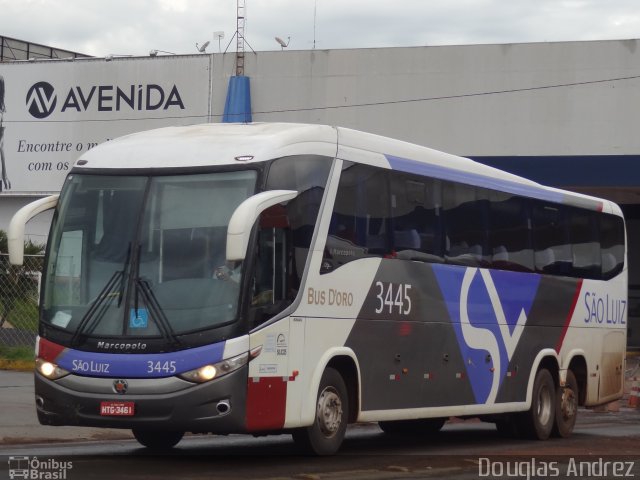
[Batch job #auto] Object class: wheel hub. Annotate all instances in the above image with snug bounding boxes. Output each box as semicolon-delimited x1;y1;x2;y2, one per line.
560;387;577;420
537;384;553;425
316;386;343;437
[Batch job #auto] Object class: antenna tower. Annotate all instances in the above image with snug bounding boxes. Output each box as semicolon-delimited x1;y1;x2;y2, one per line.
223;0;255;74
236;0;246;76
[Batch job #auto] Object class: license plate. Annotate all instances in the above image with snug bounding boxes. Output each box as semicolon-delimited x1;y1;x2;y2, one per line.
100;401;135;416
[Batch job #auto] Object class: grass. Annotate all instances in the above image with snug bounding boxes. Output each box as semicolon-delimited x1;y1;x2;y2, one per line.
3;297;39;332
0;345;34;371
0;345;33;360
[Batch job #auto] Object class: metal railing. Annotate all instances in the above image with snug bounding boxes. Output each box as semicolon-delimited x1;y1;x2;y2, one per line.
0;254;43;347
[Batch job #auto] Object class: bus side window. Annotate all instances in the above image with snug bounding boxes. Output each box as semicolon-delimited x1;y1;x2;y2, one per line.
569;208;601;278
266;155;331;281
532;202;571;275
322;164;390;273
488;192;533;272
600;213;625;280
389;173;444;263
251;155;332;325
442;182;489;267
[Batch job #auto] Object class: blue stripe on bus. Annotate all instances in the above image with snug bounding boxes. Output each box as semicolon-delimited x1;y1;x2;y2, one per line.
432;264;541;404
56;341;226;378
386;154;566;204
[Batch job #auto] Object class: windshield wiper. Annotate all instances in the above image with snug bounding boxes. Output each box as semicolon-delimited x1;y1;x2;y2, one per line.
70;270;122;347
136;279;181;348
70;243;132;347
128;240;180;347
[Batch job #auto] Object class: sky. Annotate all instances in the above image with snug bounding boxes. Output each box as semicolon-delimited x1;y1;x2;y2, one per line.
1;0;639;57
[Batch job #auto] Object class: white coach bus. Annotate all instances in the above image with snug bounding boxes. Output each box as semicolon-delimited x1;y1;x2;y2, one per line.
9;123;627;455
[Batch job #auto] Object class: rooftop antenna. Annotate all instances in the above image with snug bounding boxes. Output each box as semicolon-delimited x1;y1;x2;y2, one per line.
196;41;210;53
313;0;317;49
235;0;246;75
214;31;225;52
223;0;256;75
275;36;290;50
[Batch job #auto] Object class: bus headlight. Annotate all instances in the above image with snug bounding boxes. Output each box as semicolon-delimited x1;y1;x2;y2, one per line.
36;358;69;380
179;352;248;384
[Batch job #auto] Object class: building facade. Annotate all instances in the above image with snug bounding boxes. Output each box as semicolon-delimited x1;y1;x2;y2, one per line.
1;38;638;347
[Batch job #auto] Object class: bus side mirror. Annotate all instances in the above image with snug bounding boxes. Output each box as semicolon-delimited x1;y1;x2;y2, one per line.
8;195;59;265
226;190;298;262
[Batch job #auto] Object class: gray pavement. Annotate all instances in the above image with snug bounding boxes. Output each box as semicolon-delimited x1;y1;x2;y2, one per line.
0;370;132;445
1;368;639;447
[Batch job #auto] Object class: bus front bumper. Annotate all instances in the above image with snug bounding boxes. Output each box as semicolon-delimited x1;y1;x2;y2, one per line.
34;365;248;434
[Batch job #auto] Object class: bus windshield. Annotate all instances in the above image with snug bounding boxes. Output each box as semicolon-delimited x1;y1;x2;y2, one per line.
42;170;257;342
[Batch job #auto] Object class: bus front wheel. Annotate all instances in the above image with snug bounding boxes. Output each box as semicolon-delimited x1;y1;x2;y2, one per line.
292;367;348;455
132;429;184;449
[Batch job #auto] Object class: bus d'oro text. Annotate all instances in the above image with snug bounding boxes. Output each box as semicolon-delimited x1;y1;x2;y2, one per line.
307;287;354;307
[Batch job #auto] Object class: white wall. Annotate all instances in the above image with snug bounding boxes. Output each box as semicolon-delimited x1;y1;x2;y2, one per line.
212;39;640;157
2;39;639;238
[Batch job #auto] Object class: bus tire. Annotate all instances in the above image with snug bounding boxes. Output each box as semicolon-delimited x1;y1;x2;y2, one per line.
518;368;556;440
379;418;445;436
553;369;578;438
132;429;184;449
292;367;348;455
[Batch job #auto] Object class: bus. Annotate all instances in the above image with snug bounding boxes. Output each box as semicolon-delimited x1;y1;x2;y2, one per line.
9;123;627;455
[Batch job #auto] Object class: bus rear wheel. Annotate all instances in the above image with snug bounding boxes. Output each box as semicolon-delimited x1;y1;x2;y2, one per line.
518;368;556;440
553;369;578;438
132;429;184;449
292;367;348;455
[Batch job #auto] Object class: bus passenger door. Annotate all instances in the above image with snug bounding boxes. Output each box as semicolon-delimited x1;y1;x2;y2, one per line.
250;203;306;388
246;204;306;429
249;205;296;326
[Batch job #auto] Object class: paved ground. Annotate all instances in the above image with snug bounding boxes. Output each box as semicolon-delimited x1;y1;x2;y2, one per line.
0;370;133;444
2;362;639;446
0;407;638;480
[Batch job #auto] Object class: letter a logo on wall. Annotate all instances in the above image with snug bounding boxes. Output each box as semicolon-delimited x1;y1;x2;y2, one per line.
26;81;57;119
